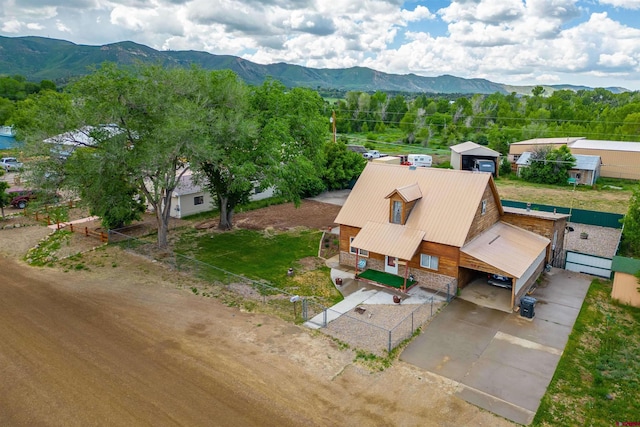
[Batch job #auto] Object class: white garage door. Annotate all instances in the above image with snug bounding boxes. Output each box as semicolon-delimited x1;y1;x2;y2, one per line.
565;251;612;278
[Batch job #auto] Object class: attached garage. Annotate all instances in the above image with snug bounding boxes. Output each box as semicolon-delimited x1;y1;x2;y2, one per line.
459;222;550;309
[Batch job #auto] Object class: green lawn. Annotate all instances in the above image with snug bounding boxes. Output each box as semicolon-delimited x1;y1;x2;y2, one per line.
533;280;640;426
175;228;343;304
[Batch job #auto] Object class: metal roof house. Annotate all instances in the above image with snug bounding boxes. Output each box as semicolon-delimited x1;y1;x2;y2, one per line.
509;137;640;180
516;152;602;185
334;163;553;310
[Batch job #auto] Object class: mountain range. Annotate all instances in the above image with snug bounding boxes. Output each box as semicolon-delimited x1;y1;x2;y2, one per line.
0;35;628;95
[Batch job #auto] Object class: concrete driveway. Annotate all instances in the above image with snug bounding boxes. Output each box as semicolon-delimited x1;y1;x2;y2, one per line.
401;268;591;425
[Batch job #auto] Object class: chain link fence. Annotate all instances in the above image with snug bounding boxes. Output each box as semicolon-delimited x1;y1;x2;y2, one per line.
108;228;322;322
305;285;453;356
108;227;452;355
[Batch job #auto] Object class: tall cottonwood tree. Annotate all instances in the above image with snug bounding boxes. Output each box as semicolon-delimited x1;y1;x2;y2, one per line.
13;64;207;248
188;69;266;230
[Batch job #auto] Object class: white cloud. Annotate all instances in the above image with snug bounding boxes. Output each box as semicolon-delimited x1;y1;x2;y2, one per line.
599;0;640;9
1;19;22;33
1;0;640;89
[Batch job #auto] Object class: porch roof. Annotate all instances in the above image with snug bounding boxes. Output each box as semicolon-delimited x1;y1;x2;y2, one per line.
351;221;425;260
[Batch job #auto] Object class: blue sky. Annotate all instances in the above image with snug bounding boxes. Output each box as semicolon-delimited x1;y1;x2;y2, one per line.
2;0;640;90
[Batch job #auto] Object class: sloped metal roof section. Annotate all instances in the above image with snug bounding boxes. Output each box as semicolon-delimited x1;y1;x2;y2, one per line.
511;137;585;146
574;154;601;171
460;222;549;278
516;151;533;166
571;139;640;152
351;221;425;260
385;182;422;202
334;163;493;247
450;141;501;157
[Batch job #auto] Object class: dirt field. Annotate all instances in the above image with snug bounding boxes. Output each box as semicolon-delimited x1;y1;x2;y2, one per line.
197;200;342;231
0;203;515;427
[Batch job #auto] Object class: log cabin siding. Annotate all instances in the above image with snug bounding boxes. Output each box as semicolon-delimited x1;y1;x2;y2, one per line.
465;184;501;243
407;241;460;278
501;213;567;264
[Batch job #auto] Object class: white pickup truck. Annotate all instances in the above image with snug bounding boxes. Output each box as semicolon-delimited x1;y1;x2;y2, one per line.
0;157;23;172
363;150;386;160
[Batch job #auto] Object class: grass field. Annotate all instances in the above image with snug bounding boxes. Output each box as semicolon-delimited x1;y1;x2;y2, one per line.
495;176;633;214
533;280;640;426
175;228;343;305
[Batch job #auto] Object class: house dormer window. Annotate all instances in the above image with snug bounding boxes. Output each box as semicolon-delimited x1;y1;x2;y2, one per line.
392;201;402;224
385;183;422;226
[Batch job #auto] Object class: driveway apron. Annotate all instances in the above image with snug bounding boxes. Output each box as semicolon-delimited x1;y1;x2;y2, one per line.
400;268;591;425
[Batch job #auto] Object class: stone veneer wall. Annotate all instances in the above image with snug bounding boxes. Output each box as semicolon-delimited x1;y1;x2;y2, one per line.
340;251;457;297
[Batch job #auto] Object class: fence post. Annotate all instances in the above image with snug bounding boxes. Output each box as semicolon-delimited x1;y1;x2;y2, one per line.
411;312;414;333
431;296;434;317
447;282;451;302
302;299;308;321
323;309;327;327
388;330;392;353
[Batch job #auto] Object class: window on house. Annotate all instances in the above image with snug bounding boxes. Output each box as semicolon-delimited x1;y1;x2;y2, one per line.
392;200;402;224
349;237;369;257
420;254;439;270
481;199;487;215
194;196;204;205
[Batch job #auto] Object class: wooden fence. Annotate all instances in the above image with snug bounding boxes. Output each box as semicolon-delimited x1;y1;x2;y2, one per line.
59;222;108;243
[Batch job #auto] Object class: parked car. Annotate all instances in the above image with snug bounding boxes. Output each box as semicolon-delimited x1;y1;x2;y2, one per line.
487;274;513;289
363;150;387;159
1;157;23;172
8;188;60;209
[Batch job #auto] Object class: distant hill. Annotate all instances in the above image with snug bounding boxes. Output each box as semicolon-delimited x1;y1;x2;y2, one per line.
0;35;629;95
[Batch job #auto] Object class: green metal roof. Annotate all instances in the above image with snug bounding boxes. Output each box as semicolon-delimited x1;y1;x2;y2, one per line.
611;256;640;275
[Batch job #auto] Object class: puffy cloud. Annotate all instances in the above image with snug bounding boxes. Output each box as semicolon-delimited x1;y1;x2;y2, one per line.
599;0;640;9
0;0;639;89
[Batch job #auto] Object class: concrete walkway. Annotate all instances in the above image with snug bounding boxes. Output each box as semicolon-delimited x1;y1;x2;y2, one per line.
400;268;591;425
304;254;446;329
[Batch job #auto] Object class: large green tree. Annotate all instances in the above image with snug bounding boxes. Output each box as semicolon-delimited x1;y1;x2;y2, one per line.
251;80;326;200
322;141;366;190
13;64;207;248
520;145;575;185
189;70;264;230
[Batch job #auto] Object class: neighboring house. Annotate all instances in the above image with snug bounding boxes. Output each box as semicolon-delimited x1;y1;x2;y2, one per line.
449;141;501;177
515;151;602;185
610;256;640;308
44;124;123;158
170;172;215;219
509;137;640;180
169;172;275;219
335;163;552;310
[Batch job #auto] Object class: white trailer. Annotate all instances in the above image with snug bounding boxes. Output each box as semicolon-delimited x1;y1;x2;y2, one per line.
407;154;432;167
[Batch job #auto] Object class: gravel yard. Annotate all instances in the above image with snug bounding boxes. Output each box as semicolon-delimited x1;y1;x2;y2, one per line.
564;222;622;258
325;300;445;356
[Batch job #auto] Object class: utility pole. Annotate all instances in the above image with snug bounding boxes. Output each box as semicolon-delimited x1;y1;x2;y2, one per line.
330;110;336;143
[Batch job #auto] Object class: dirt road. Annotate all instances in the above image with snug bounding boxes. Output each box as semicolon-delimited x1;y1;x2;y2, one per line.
0;227;514;427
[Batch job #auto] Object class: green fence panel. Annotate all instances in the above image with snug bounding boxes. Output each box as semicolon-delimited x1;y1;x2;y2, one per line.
501;200;623;229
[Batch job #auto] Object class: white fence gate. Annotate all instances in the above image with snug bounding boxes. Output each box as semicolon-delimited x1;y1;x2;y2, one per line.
564;250;612;278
